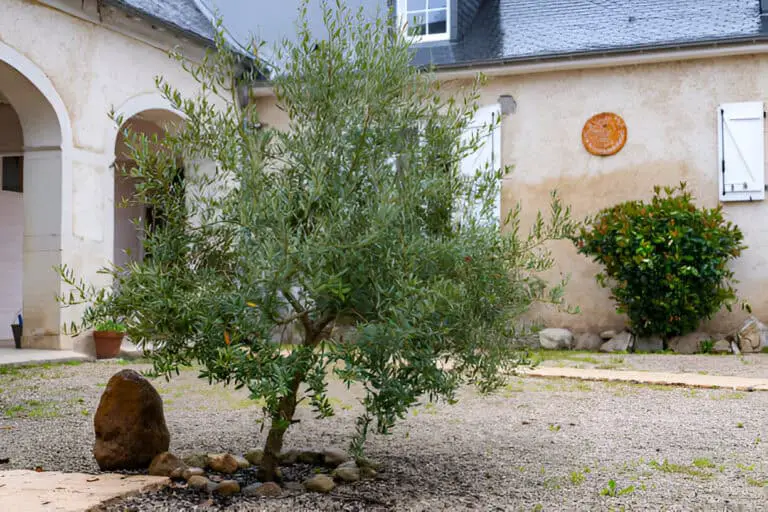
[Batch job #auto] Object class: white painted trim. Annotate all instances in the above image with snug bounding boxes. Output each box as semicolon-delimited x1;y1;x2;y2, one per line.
435;42;768;80
396;0;451;44
108;92;187;152
0;42;73;150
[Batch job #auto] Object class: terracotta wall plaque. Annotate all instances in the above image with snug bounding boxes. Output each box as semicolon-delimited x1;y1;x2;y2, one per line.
582;112;627;156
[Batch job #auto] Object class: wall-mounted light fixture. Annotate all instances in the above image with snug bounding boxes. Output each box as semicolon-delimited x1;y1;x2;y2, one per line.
498;95;517;115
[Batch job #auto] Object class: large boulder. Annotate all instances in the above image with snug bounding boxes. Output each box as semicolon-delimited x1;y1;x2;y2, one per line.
573;333;603;351
538;328;573;350
93;369;170;471
600;331;633;352
634;336;663;353
669;332;711;354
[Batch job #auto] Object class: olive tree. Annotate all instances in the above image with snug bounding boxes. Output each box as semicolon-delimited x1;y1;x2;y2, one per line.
59;1;574;482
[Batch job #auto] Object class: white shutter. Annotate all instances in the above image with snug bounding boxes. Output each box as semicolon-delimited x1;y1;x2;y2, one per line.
718;102;765;202
459;104;502;222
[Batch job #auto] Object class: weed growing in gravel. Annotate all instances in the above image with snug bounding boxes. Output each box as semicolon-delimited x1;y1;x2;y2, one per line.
548;424;561;432
737;463;755;472
711;392;745;400
570;470;586;485
737;422;745;428
693;458;715;469
528;350;600;365
600;479;635;497
746;477;767;487
649;459;711;478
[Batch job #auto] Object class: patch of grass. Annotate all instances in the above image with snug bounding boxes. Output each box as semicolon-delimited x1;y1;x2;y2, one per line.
548;424;561;432
692;458;715;469
4;400;59;419
736;463;755;472
746;477;767;487
737;422;745;428
711;392;745;400
529;350;600;365
649;459;711;478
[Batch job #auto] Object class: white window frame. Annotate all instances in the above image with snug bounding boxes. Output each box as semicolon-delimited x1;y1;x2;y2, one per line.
396;0;451;43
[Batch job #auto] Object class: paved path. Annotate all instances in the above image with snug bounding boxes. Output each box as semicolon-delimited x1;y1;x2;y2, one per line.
524;366;768;391
0;470;168;512
0;348;90;367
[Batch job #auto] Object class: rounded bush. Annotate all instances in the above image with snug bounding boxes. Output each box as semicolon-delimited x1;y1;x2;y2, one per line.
573;183;745;340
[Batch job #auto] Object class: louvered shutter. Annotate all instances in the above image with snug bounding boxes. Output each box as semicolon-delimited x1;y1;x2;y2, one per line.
459;104;502;222
718;102;765;202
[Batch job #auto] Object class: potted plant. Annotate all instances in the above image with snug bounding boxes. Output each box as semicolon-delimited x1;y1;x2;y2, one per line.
92;319;126;359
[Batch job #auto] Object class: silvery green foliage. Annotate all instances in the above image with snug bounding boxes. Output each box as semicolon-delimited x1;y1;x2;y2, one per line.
59;1;575;479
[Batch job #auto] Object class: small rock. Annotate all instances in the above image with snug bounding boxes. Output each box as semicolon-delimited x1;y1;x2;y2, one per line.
170;467;184;480
731;341;741;355
233;455;250;469
538;328;573;350
304;474;336;493
634;336;663;353
244;449;263;466
297;450;323;464
187;475;211;490
182;467;205;481
600;331;632;352
573;333;603;351
279;449;300;466
183;453;208;468
247;481;282;497
333;466;360;482
241;482;262;496
355;457;381;471
207;453;239;474
148;452;186;477
323;448;350;468
599;330;618;340
712;340;732;354
360;466;377;479
669;332;711;354
214;480;240;496
93;369;170;471
737;316;767;353
336;460;358;470
284;481;305;491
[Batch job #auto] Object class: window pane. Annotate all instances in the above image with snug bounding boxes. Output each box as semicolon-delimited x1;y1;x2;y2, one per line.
426;10;447;35
407;11;427;36
429;0;447;8
407;0;427;10
2;156;22;193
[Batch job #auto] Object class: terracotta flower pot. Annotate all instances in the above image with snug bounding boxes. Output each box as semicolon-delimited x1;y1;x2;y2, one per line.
93;331;125;359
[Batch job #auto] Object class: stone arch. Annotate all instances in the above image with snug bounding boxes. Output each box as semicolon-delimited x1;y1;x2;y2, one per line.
0;41;72;348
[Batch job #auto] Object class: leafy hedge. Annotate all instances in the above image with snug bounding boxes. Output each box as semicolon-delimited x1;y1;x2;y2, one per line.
573;183;745;340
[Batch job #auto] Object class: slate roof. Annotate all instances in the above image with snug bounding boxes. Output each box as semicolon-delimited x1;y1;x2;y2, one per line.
104;0;216;45
414;0;768;69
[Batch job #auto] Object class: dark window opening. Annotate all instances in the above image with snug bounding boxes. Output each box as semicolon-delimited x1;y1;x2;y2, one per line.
1;156;23;193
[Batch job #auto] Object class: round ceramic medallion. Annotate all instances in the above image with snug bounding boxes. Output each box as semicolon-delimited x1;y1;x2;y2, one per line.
582;112;627;156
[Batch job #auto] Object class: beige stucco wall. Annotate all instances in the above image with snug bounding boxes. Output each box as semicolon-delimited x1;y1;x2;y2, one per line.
0;0;208;349
255;53;768;337
469;54;768;336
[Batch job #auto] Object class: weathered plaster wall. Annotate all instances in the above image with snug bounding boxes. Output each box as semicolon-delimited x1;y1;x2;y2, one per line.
255;53;768;336
471;54;768;335
0;0;207;349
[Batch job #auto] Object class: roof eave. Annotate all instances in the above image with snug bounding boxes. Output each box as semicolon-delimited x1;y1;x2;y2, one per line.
427;34;768;73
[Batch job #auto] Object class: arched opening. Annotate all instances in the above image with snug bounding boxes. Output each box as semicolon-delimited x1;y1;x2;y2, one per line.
113;109;184;268
0;46;69;349
0;94;24;344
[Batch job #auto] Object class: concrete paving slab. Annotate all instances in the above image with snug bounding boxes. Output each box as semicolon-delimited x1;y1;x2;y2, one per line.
0;470;169;512
523;366;768;391
0;348;91;367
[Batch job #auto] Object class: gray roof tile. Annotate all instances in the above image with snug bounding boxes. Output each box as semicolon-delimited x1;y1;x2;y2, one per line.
413;0;768;68
105;0;216;45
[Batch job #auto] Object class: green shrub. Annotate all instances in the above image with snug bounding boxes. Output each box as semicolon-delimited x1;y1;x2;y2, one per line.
573;183;745;340
94;320;126;333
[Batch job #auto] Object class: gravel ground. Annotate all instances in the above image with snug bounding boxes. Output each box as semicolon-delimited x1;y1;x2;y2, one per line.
538;351;768;378
1;359;767;511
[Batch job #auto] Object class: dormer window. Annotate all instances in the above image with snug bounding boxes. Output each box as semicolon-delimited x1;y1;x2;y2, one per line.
397;0;450;43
